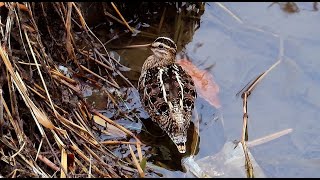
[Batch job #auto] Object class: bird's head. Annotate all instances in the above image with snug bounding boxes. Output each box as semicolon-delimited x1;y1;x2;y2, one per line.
150;37;177;59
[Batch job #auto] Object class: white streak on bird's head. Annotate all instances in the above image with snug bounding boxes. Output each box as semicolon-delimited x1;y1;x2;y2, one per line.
150;37;177;58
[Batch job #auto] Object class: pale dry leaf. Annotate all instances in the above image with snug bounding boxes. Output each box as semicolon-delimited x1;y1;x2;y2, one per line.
93;115;126;138
177;58;221;108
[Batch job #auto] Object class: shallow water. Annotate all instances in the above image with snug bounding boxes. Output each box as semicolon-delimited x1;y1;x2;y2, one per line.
86;2;320;177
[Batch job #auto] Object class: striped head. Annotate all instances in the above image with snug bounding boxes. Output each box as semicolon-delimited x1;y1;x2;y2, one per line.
151;37;177;59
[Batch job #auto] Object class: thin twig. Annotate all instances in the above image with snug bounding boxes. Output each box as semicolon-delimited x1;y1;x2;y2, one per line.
0;89;3;136
69;141;111;177
214;2;243;24
38;154;60;172
239;60;282;177
88;154;92;178
80;65;120;89
247;128;293;148
35;137;44;161
100;140;137;145
23;27;58;118
10;141;25;160
110;2;134;33
128;145;144;178
158;7;166;34
240;92;254;178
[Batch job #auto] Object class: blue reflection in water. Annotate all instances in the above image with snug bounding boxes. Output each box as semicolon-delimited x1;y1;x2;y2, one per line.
184;2;320;178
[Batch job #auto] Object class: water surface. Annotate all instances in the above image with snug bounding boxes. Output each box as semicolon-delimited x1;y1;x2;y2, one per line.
87;2;320;177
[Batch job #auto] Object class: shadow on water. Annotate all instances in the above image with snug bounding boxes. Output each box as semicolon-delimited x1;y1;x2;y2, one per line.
137;119;199;171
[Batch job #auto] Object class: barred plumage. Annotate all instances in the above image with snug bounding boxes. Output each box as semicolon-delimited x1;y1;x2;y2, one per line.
138;37;197;153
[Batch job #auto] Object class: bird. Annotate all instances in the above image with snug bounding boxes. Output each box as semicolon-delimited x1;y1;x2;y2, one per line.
137;37;197;153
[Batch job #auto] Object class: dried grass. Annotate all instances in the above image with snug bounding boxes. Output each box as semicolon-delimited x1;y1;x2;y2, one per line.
238;60;281;178
0;2;143;178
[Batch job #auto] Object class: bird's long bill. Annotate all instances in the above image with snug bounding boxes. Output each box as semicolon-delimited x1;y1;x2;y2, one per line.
176;142;186;154
111;43;151;50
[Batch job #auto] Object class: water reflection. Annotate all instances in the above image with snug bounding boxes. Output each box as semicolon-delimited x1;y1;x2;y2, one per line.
269;2;319;14
269;2;300;14
138;120;199;171
191;2;320;178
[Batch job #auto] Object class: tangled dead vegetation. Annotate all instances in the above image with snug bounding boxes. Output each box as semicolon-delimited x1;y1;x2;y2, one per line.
0;2;147;178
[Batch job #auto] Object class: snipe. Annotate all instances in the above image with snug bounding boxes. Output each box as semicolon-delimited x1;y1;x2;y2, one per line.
137;37;197;153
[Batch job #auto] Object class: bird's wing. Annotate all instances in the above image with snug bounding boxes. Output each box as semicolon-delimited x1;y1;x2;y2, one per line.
138;64;197;122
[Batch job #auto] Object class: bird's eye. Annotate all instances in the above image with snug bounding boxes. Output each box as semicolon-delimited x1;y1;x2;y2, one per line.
158;44;164;49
